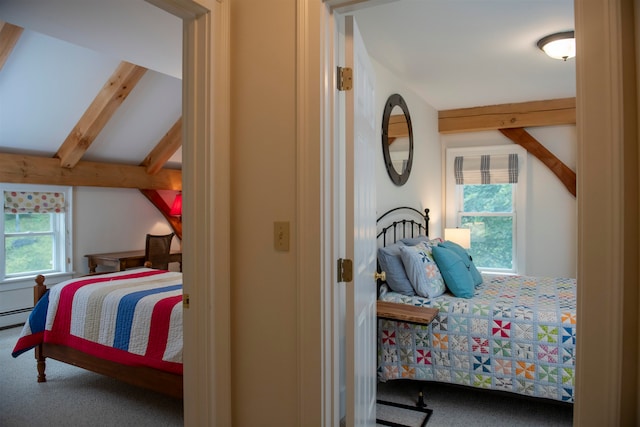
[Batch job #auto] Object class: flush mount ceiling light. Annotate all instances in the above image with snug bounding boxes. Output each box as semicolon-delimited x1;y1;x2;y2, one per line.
537;31;575;61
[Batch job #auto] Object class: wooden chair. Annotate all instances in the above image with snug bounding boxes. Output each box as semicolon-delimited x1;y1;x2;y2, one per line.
144;233;175;270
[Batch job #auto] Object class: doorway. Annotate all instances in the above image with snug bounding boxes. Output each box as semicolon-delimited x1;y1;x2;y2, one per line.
147;1;231;426
314;0;638;425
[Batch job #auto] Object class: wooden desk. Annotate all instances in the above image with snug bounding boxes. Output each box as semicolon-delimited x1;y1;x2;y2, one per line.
85;250;182;273
377;300;439;325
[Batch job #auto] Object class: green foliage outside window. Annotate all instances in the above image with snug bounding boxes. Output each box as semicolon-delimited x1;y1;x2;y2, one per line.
460;184;514;270
461;216;513;269
462;184;512;212
4;213;55;275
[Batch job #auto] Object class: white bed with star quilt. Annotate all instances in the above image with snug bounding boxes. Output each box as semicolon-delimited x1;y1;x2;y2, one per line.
375;207;576;403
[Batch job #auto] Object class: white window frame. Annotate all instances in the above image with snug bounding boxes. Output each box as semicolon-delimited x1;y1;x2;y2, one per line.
1;183;73;290
444;145;527;274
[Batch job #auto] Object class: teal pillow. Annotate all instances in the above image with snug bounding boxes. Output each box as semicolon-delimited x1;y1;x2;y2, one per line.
398;242;446;299
378;243;415;296
439;240;483;287
431;245;475;298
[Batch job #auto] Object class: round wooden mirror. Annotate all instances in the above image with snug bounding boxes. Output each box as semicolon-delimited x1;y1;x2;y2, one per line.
381;94;413;186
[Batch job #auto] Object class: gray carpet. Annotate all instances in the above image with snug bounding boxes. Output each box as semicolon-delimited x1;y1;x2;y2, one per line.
2;326;573;426
377;379;573;427
0;326;183;427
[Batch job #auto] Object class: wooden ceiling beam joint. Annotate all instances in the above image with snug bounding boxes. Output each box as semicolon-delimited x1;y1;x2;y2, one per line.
500;127;576;197
438;97;576;133
0;21;24;71
55;61;148;168
139;189;182;240
142;117;183;175
0;152;181;190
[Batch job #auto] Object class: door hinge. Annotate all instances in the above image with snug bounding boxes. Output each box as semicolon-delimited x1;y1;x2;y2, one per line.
337;66;353;91
183;293;190;309
337;258;353;282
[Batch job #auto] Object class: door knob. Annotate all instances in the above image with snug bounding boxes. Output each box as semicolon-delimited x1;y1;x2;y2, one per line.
374;271;386;281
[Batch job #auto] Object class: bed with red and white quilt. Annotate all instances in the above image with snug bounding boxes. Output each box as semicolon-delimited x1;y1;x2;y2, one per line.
12;268;183;397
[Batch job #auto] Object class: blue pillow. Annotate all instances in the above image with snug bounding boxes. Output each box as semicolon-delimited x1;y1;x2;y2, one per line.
439;240;483;287
399;235;430;246
431;245;475;298
377;243;415;296
398;242;446;298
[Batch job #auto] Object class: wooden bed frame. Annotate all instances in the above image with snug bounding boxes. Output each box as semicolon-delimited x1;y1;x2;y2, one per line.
32;274;183;399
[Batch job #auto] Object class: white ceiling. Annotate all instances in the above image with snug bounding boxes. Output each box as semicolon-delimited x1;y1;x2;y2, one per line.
0;0;575;163
353;0;576;110
0;0;183;166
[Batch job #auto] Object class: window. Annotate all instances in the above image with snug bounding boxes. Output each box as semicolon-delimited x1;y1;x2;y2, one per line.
445;146;527;274
1;184;72;283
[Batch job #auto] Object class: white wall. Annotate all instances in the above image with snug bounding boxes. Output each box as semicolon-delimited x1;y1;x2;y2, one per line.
441;125;577;278
373;58;443;234
73;187;180;275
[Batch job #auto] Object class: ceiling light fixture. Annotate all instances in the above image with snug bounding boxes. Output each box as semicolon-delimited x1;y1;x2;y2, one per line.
537;31;575;61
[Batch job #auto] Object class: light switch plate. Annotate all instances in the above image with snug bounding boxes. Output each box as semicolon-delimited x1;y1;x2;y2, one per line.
274;221;290;251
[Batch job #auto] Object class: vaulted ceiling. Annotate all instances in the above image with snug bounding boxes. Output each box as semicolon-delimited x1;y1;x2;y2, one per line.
0;1;183;236
0;0;577;236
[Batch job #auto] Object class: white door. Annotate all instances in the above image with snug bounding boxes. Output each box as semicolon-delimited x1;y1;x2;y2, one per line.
344;15;378;427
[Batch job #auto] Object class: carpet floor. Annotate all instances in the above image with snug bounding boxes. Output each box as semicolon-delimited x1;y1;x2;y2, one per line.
2;326;573;426
377;379;573;427
0;326;183;427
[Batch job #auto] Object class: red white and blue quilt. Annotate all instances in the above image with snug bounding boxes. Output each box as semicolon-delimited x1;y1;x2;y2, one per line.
378;274;576;402
12;269;183;375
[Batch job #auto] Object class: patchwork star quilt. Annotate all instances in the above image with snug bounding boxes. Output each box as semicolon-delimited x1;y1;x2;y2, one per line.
378;274;576;402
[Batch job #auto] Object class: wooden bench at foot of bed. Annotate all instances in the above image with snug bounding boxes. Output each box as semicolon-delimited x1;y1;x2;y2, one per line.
33;274;183;399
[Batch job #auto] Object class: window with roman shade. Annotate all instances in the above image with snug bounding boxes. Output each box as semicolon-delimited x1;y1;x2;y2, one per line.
1;185;72;283
445;146;527;274
4;191;66;214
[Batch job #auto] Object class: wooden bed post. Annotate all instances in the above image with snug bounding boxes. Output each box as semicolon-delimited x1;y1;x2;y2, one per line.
34;274;47;302
35;345;46;383
34;274;47;382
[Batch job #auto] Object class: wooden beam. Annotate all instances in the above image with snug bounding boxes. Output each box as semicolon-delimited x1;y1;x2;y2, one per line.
388;114;409;139
500;127;576;197
139;189;182;240
55;61;148;168
0;152;181;190
0;22;24;71
141;117;183;175
439;98;576;133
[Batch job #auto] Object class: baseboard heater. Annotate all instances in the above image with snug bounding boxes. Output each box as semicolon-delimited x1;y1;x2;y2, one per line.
1;307;33;317
0;307;32;329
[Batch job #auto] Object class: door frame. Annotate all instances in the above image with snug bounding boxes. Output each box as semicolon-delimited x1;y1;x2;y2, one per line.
146;0;231;425
573;0;638;424
300;1;398;425
307;0;639;425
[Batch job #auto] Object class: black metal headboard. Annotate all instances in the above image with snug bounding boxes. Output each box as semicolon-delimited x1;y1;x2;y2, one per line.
375;207;430;295
376;206;430;247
